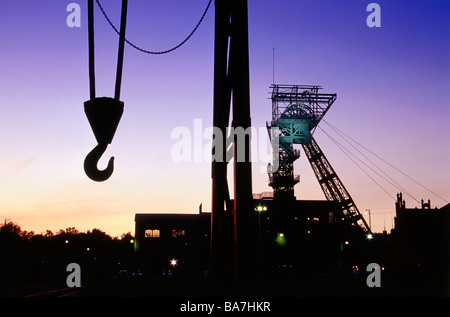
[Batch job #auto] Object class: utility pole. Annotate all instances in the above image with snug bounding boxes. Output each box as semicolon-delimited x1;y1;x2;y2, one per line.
365;209;372;231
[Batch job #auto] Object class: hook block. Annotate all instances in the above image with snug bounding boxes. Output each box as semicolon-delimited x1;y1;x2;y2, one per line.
84;97;124;145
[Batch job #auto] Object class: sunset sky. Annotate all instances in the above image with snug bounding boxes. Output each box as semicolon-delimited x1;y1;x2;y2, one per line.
0;0;449;237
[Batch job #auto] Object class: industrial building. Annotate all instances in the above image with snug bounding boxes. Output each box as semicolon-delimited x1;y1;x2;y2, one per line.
386;193;450;295
134;213;211;281
134;194;374;286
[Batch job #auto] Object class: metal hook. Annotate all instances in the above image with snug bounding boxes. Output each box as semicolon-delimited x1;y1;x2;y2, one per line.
84;143;114;182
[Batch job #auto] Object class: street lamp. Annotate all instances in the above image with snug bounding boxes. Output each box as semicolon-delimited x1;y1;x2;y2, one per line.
365;209;372;230
254;204;268;251
276;233;286;245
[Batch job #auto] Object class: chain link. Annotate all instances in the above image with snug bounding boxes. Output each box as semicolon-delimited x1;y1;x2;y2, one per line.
95;0;212;55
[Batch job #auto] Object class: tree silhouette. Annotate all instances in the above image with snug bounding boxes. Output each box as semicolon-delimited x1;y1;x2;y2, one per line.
0;219;22;237
0;219;135;288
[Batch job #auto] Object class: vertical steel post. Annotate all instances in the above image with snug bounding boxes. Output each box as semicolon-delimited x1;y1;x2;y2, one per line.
229;0;254;283
211;0;254;286
211;0;234;285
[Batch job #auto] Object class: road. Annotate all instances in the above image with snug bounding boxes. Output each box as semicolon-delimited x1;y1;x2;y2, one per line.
0;276;215;298
0;283;85;297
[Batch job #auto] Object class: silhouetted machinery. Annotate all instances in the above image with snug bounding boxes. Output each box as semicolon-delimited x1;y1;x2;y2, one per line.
267;84;371;232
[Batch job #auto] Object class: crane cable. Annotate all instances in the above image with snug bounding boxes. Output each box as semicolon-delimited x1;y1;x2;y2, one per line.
317;125;397;202
321;121;420;204
95;0;212;55
321;120;449;204
88;0;128;100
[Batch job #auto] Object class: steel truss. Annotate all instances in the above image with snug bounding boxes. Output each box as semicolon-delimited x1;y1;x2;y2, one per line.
267;84;370;232
267;84;335;199
302;137;371;232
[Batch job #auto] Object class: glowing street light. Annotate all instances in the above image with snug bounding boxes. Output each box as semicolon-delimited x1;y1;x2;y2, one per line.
365;209;372;230
255;204;268;250
276;233;286;245
255;204;268;213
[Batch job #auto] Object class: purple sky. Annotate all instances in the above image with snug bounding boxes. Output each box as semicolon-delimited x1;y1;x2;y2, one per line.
0;0;449;236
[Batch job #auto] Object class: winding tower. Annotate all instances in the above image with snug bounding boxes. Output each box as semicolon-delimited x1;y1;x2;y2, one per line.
267;84;371;232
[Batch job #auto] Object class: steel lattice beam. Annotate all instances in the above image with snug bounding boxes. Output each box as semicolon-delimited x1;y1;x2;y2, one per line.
267;84;336;201
302;137;371;232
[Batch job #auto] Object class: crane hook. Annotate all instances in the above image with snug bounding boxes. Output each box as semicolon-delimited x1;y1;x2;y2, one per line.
84;143;114;182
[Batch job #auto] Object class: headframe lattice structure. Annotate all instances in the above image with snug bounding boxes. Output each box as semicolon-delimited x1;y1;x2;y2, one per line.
267;84;336;200
267;84;371;232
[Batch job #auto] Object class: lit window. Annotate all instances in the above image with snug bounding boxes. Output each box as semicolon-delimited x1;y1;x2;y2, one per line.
172;229;186;238
145;229;160;238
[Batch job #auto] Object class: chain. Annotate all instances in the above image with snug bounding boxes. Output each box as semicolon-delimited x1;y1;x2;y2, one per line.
95;0;212;55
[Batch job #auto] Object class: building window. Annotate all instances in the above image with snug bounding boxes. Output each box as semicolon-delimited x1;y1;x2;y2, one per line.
329;212;334;223
145;229;160;238
172;229;186;238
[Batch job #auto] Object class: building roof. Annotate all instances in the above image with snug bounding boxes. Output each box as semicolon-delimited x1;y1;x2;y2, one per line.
135;213;210;222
